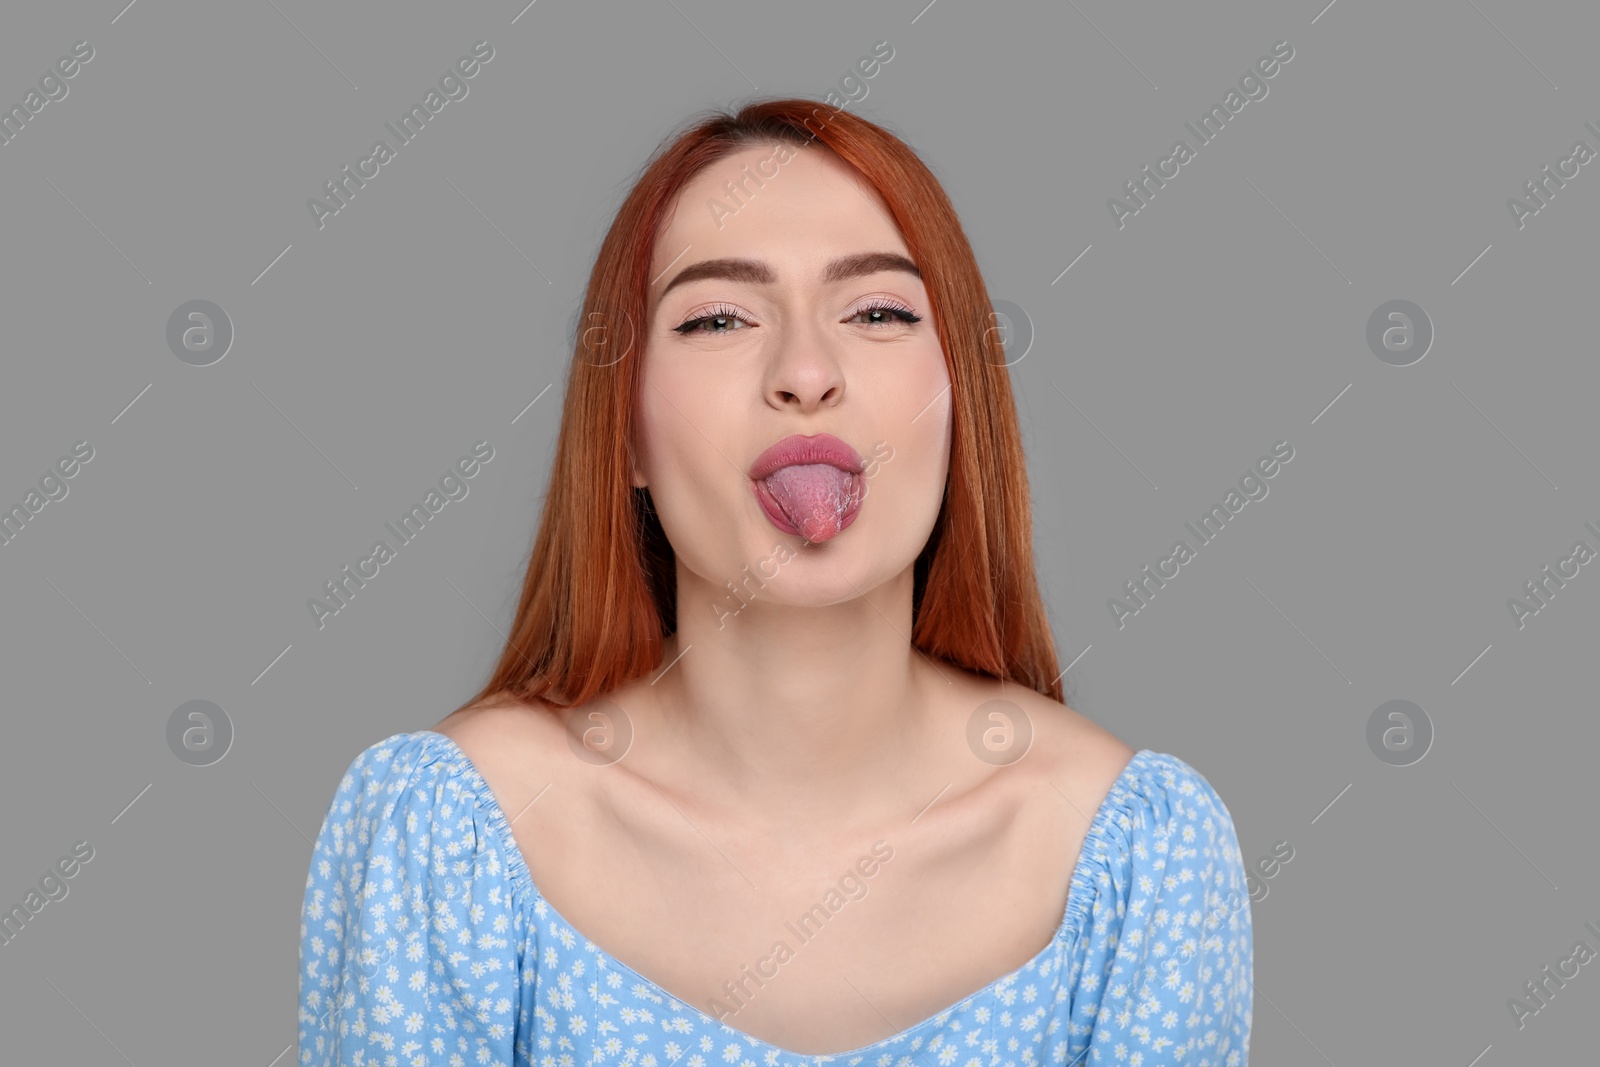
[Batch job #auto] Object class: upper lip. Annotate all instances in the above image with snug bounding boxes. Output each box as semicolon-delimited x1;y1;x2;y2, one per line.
748;433;865;480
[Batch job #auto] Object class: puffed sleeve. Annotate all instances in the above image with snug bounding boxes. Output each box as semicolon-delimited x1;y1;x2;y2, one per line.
297;732;524;1066
1065;752;1254;1065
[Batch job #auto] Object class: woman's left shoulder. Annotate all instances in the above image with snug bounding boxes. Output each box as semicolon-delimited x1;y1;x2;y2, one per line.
993;687;1135;812
1007;687;1241;837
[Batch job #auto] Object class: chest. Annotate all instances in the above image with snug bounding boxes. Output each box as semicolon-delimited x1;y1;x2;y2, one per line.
508;792;1084;1055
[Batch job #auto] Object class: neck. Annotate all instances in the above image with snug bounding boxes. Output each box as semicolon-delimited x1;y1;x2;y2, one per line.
642;561;954;828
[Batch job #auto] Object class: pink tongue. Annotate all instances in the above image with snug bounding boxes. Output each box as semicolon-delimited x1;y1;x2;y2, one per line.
764;464;858;542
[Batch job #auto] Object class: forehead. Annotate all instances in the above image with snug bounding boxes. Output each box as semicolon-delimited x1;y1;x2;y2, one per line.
649;144;909;285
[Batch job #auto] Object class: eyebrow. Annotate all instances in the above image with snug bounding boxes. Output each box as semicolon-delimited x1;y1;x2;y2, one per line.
657;251;921;300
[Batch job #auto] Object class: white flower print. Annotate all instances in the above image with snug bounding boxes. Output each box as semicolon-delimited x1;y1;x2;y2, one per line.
298;735;1252;1066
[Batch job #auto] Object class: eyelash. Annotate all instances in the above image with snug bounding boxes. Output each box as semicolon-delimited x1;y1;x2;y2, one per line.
673;299;922;335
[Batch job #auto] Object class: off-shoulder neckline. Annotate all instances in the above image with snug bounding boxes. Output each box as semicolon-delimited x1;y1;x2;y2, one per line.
403;728;1162;1062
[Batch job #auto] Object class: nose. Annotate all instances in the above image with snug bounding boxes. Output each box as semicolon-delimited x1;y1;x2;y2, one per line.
763;315;845;412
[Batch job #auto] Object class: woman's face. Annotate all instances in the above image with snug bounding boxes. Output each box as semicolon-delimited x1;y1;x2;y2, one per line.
632;142;952;612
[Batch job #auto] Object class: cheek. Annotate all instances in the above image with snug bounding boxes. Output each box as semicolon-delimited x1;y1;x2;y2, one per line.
635;357;749;535
899;345;952;465
640;359;742;470
909;338;952;404
863;346;951;510
636;393;693;490
634;349;696;477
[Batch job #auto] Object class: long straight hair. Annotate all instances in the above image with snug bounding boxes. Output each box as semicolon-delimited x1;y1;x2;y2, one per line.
461;97;1063;713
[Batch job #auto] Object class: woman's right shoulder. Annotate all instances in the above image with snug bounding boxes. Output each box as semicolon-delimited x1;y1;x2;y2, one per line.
307;713;554;893
323;697;565;813
430;695;574;788
318;729;480;833
301;718;536;1050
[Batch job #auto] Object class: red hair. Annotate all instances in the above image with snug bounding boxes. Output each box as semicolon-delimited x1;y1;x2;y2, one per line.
461;97;1063;712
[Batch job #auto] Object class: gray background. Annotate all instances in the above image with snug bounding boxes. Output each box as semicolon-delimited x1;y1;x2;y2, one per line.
1;0;1595;1062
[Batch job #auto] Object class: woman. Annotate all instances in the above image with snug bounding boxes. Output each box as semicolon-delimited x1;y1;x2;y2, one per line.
297;98;1253;1065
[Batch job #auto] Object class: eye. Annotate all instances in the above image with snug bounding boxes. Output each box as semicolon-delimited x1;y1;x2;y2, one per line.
846;299;922;327
672;298;923;335
674;303;752;335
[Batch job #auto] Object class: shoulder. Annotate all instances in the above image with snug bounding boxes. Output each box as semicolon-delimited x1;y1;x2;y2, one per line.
431;695;577;797
1021;688;1137;806
300;729;530;1021
433;694;565;751
305;727;535;921
326;728;472;805
311;726;521;862
944;674;1136;818
989;682;1236;827
950;674;1240;852
1069;735;1245;880
1118;747;1242;841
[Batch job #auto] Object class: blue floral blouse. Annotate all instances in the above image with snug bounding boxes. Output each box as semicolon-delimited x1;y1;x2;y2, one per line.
297;730;1253;1065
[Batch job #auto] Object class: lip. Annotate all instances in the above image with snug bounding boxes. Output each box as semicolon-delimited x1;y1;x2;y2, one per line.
747;433;867;541
747;433;866;481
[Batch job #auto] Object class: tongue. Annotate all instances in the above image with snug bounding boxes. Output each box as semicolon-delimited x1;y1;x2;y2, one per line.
764;464;858;542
